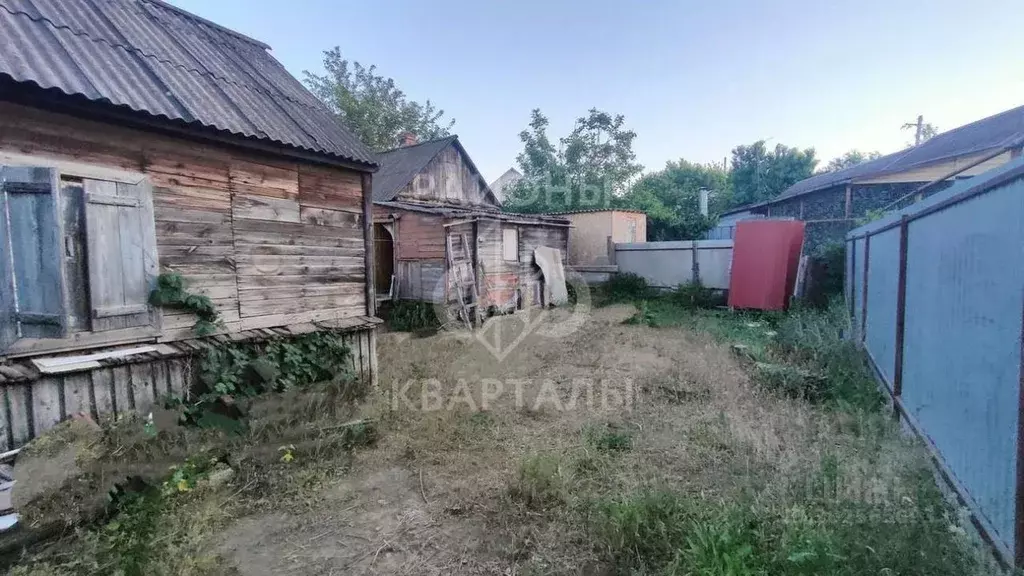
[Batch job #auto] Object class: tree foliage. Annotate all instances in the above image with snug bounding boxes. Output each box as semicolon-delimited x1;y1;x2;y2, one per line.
615;159;727;240
728;141;817;207
823;149;883;173
304;48;455;152
504;109;643;213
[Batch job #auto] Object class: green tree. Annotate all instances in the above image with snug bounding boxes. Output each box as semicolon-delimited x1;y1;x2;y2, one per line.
504;109;642;213
304;48;455;151
615;159;728;240
824;149;883;172
728;141;817;207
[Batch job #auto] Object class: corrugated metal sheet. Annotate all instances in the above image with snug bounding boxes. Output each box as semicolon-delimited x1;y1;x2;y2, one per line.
863;227;899;387
846;157;1024;562
0;0;376;166
901;178;1024;547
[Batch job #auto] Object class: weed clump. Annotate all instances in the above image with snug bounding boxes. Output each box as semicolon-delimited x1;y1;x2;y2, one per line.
382;300;441;332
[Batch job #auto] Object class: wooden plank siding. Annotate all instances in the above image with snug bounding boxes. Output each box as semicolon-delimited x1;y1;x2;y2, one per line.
397;144;496;208
0;102;372;354
0;327;376;449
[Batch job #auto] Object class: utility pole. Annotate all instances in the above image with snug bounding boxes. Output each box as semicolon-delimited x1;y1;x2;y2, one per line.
902;115;924;146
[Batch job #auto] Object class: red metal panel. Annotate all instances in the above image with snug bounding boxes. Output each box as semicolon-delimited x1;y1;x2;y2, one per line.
727;220;806;310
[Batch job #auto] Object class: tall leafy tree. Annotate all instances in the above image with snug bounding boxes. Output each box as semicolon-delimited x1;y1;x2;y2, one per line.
304;48;455;151
728;141;817;207
824;149;883;172
504;109;642;213
616;159;728;240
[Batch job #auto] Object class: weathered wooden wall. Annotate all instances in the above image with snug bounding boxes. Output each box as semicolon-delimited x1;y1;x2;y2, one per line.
0;102;370;355
396;261;444;302
398;145;495;208
395;212;445;260
0;328;376;449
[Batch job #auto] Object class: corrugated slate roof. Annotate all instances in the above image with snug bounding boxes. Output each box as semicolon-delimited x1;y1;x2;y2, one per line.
0;0;376;167
775;104;1024;201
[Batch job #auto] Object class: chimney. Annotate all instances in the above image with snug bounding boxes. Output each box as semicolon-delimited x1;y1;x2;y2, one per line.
699;188;710;217
398;132;418;147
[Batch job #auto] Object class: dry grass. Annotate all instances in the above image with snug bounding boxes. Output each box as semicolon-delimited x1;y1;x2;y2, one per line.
5;303;991;575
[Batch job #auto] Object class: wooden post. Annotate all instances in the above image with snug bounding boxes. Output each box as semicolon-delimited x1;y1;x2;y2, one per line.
799;199;805;219
861;234;870;342
606;236;616;265
361;173;375;317
892;216;909;413
844;184;853;218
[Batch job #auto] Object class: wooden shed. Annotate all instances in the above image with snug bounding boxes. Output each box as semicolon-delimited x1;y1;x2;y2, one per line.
0;0;380;448
371;136;570;321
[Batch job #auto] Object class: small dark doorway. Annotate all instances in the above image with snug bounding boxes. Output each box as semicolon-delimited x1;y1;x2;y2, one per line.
373;223;395;298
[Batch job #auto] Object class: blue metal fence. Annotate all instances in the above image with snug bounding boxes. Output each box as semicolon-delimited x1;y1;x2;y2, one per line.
846;156;1024;568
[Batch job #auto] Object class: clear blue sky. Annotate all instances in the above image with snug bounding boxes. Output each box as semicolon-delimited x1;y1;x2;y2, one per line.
172;0;1024;182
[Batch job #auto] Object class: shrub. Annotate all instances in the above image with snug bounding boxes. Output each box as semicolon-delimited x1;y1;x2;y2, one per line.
669;280;723;310
601;272;653;304
383;300;440;332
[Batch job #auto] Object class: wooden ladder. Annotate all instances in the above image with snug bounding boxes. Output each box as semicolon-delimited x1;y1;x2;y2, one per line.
446;233;479;330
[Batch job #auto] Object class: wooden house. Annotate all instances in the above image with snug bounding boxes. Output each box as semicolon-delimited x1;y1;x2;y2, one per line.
371;135;570;320
0;0;380;447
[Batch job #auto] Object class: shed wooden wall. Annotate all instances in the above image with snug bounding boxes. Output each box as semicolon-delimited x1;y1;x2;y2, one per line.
398;145;495;208
0;328;375;450
0;102;370;355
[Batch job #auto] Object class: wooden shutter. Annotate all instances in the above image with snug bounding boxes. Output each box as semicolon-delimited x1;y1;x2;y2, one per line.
1;167;67;340
84;178;158;331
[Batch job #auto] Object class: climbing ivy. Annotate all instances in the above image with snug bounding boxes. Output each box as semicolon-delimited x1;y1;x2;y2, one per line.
149;272;222;336
179;331;355;429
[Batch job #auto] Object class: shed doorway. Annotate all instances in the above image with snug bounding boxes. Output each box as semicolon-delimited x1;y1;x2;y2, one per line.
373;223;395;299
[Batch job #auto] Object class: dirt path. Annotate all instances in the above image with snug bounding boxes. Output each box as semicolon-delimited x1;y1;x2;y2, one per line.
215;305;871;575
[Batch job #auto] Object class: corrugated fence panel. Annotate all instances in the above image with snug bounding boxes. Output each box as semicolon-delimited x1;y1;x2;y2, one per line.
901;178;1024;548
863;227;900;387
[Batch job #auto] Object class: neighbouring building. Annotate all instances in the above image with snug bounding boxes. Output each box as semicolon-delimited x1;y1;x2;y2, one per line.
488;167;522;204
371;136;570;320
0;0;381;448
546;209;647;266
718;105;1024;252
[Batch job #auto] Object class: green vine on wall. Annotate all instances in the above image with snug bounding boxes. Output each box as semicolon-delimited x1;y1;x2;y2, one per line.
149;272;222;336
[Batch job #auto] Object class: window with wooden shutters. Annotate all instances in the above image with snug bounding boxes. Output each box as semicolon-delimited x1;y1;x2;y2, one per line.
0;163;158;353
84;179;158;331
1;167;67;343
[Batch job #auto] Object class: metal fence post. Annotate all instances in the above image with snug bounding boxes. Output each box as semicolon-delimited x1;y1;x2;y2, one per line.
861;234;870;343
691;240;700;285
892;215;909;419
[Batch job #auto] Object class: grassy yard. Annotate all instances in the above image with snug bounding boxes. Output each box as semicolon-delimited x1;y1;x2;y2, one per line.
2;277;997;575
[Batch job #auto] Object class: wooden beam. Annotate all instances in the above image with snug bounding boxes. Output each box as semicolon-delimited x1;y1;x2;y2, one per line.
361;173;375;317
844;184;852;218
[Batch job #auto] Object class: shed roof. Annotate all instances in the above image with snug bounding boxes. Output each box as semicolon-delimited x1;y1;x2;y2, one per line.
0;0;376;167
372;136;458;201
776;104;1024;202
371;135;499;205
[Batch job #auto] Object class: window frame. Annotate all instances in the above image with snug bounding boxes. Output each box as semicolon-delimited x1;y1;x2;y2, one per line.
502;227;519;262
0;153;161;358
